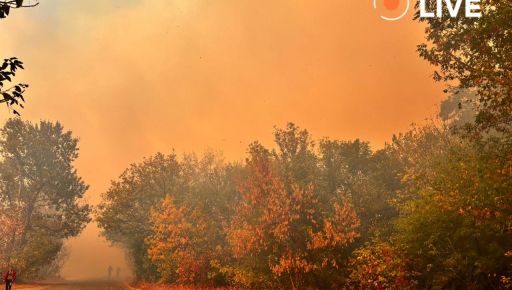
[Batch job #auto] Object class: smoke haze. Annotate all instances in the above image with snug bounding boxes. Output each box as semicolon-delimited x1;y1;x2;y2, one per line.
0;0;444;279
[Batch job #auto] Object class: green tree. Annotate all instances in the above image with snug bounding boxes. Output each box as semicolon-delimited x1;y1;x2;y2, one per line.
392;124;512;289
416;0;512;133
0;118;90;278
96;152;182;281
272;123;319;189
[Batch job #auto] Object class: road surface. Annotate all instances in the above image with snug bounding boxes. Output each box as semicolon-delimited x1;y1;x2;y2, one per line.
16;280;130;290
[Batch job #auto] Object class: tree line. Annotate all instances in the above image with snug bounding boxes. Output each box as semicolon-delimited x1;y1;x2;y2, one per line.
96;1;512;288
95;112;511;289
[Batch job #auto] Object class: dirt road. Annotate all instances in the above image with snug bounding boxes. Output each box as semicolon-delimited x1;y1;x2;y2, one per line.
14;280;130;290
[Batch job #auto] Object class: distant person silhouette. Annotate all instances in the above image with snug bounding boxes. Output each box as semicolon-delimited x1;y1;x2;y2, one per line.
116;267;121;278
108;265;113;278
2;268;16;290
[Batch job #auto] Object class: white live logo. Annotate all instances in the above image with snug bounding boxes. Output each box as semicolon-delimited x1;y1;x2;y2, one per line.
420;0;482;18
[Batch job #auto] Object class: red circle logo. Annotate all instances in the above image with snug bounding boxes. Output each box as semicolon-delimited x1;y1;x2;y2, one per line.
384;0;400;10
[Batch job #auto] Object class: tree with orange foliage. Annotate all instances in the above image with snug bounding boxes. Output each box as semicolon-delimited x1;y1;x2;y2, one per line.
148;196;212;284
145;152;238;286
225;141;360;289
348;240;416;290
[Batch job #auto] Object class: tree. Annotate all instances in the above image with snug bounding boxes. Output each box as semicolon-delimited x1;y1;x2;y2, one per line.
0;118;90;278
415;0;512;133
146;152;239;286
225;133;360;289
96;152;182;281
272;123;319;189
392;123;512;289
148;196;210;284
348;240;416;290
318;139;401;243
0;0;39;115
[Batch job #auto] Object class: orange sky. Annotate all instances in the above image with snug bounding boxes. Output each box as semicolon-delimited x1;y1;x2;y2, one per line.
0;0;445;280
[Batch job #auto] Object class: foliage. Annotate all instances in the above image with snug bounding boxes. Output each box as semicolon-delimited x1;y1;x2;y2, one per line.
0;0;38;18
348;240;417;290
147;153;238;286
101;119;512;290
318;139;401;242
0;118;90;279
225;149;359;289
96;152;182;281
0;0;39;115
415;0;512;133
392;124;512;289
0;59;28;116
200;125;361;289
100;123;409;288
